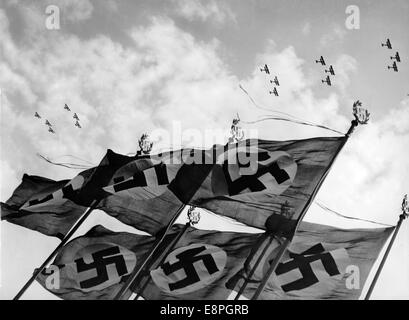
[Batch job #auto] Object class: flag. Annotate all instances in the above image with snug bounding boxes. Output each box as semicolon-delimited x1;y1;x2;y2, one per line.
99;148;215;235
37;221;393;300
2;150;140;238
1;149;191;237
191;138;345;237
20;149;134;211
36;224;258;300
5;135;342;239
226;221;394;300
101;137;344;238
1;174;87;239
36;225;156;300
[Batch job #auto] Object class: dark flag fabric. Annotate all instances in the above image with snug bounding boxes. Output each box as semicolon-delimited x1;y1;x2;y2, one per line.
3;135;342;239
19;149;135;210
36;224;258;300
1;150;135;238
225;222;394;300
100;137;344;238
99;148;217;235
190;138;345;237
37;222;393;300
36;225;156;300
1;174;87;239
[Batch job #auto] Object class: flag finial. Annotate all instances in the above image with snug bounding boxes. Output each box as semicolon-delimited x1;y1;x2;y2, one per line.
401;194;409;219
228;113;244;143
352;100;370;125
137;133;153;155
187;206;200;225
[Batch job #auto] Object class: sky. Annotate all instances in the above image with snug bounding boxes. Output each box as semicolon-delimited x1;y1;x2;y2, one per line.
0;0;408;300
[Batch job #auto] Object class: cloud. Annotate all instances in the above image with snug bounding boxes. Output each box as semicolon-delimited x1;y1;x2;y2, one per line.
0;8;362;202
1;4;408;300
311;97;409;226
57;0;94;22
5;0;94;27
333;54;358;94
171;0;236;25
319;24;347;48
1;4;407;232
0;12;239;199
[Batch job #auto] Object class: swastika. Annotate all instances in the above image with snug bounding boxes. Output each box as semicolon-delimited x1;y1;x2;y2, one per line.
222;151;291;195
75;246;128;289
274;243;341;292
161;246;220;291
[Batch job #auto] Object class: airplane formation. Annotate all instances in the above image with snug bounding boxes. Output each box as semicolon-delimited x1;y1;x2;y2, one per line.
382;38;401;72
34;39;405;136
34;103;82;134
315;56;335;86
260;64;280;96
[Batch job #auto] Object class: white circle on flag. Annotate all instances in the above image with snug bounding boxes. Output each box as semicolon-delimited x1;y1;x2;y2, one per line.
71;243;136;292
151;243;227;295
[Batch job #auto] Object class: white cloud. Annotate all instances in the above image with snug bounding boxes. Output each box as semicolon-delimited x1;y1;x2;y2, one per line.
333;54;358;94
1;4;408;299
0;10;361;202
57;0;94;22
319;24;347;48
171;0;236;25
313;98;409;226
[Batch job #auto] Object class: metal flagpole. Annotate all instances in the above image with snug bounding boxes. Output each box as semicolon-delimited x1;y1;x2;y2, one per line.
133;207;200;300
113;203;187;300
364;194;408;300
233;234;275;300
251;238;291;300
127;115;243;300
251;101;368;300
13;199;100;300
15;133;154;300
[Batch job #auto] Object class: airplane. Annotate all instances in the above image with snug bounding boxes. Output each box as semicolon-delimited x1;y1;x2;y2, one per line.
45;119;52;126
75;121;82;128
269;87;279;96
321;75;332;86
64;104;71;111
387;61;398;72
315;56;326;66
270;76;280;86
260;64;270;74
381;38;392;49
325;65;335;76
34;112;41;119
48;127;55;134
390;52;401;63
73;113;80;120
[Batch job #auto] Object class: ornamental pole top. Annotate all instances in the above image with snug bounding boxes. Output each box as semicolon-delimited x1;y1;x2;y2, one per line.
353;100;370;125
228;113;244;143
138;133;153;155
401;194;409;219
187;206;201;225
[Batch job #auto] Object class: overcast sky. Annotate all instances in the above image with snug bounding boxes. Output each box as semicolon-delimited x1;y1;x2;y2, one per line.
0;0;408;300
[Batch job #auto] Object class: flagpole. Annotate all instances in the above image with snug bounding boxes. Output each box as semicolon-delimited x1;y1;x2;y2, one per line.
121;116;242;300
132;207;200;300
15;133;155;300
364;195;408;300
251;238;291;300
233;234;275;300
132;222;190;300
13;199;100;300
113;203;187;300
250;101;367;300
